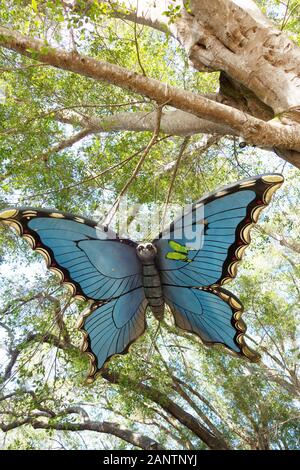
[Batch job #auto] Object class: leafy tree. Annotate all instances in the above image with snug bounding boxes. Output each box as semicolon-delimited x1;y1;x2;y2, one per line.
0;0;299;450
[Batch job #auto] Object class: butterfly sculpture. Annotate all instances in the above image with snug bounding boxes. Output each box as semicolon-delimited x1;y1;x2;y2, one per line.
0;174;283;382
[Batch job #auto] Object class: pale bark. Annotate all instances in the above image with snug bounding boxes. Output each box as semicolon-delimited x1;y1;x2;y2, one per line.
56;108;300;166
1;1;300;167
102;0;170;34
256;226;300;255
180;0;300;115
56;104;300;166
56;108;236;136
100;0;300;166
108;1;300;117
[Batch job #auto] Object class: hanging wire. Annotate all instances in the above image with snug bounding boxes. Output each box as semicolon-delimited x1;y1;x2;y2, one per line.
161;136;190;232
101;106;163;229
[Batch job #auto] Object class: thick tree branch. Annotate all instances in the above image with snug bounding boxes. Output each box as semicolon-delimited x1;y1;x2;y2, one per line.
1;27;300;162
76;0;171;34
0;416;163;449
171;377;230;447
89;1;300;115
55;108;236;136
173;1;300;113
101;369;230;450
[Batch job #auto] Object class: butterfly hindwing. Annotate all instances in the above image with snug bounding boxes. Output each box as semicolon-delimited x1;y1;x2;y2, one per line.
164;284;259;361
154;174;284;288
79;288;147;381
0;208;147;378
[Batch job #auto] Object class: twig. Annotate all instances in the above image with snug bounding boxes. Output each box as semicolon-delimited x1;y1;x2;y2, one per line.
0;129;93;185
133;0;147;76
103;105;163;226
161;136;190;229
25;135;169;200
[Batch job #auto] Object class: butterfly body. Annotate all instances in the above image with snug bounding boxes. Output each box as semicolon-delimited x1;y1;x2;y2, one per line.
0;173;284;381
136;243;164;320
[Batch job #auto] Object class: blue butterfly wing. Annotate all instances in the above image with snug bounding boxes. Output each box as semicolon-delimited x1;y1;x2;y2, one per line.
163;285;259;361
154;174;283;287
0;207;148;378
79;288;147;381
0;208;142;301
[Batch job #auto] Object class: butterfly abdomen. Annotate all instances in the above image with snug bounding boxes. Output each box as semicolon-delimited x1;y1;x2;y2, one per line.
142;263;164;321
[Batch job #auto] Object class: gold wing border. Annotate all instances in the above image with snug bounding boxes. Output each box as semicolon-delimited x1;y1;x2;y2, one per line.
0;208;96;300
209;174;284;286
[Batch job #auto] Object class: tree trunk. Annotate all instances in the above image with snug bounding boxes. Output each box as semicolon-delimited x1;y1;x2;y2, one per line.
105;0;300;166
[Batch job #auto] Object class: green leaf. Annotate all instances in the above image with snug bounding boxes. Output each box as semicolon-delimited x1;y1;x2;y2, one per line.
31;0;38;13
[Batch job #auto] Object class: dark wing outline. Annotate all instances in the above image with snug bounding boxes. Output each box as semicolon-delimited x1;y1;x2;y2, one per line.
0;207;137;300
77;293;148;383
154;174;284;287
166;285;260;362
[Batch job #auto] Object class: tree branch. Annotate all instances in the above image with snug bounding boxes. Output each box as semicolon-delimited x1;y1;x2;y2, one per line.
55;108;235;136
104;105;162;225
75;0;171;34
101;368;230;450
41;128;94;161
175;1;300;113
0;416;163;450
1;26;300;162
255;226;300;255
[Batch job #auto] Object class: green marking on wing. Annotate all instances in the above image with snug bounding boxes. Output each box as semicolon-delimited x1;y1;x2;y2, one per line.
168;240;188;254
166;240;193;262
166;251;192;262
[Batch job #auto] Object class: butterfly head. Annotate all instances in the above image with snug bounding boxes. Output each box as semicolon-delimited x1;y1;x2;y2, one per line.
136;243;157;262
